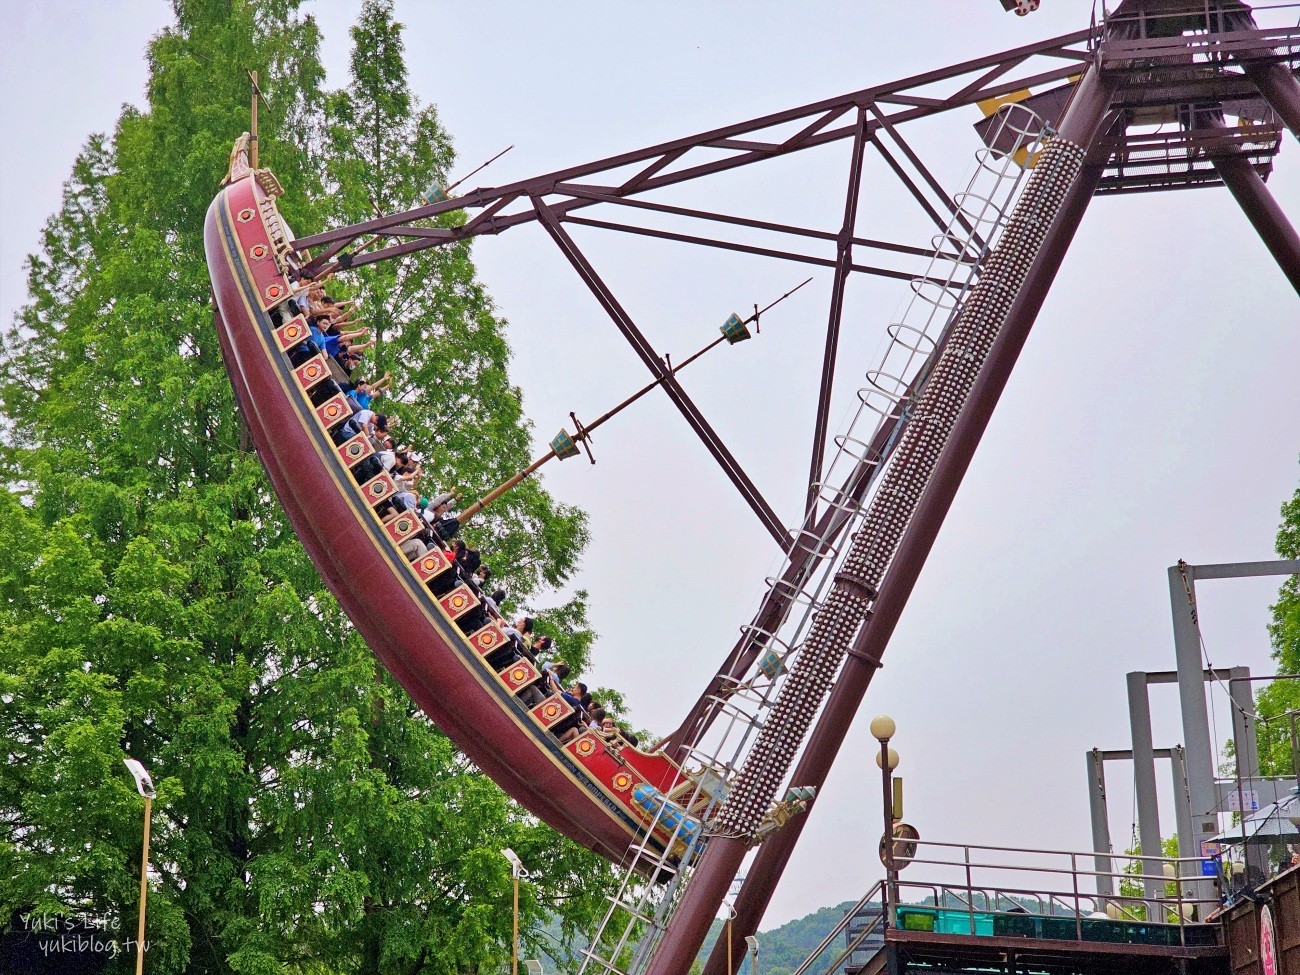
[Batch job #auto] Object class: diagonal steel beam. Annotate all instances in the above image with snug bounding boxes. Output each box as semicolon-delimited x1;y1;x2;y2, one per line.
1194;109;1300;296
946;56;1027;106
876;93;948;108
698;92;1119;975
558;215;940;284
618;147;688;193
806;108;870;517
460;192;520;236
869;100;988;253
780;105;854;151
706;137;783;153
532;199;789;548
557;186;954;262
867;130;954;240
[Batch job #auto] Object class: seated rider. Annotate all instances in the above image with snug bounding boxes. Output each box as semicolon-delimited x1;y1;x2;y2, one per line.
598;715;623;740
561;681;587;711
273;282;656;756
542;661;569;697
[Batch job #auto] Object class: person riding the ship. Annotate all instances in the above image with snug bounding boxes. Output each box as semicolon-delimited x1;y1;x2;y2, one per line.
269;278;640;754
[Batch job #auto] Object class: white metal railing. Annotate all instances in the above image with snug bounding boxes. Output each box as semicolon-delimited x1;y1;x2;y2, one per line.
789;881;886;975
891;837;1221;943
788;838;1224;975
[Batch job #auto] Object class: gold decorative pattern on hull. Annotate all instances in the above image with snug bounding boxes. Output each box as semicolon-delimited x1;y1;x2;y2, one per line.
274;318;308;351
313;394;350;429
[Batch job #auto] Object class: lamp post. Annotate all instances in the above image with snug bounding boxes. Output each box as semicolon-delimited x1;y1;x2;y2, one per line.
502;848;529;975
744;934;759;975
870;716;899;926
725;905;735;975
718;873;748;975
123;758;156;975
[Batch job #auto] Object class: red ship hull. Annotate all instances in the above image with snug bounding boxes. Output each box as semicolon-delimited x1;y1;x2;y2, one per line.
205;170;689;864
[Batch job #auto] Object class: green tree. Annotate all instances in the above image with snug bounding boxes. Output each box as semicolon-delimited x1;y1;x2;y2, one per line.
0;2;614;974
1117;836;1181;922
1255;473;1300;776
319;0;589;608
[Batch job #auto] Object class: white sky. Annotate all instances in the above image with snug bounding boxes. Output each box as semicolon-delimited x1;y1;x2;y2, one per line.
4;0;1300;932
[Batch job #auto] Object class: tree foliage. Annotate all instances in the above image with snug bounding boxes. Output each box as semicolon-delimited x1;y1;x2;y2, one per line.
0;2;614;973
1251;468;1300;779
318;0;589;605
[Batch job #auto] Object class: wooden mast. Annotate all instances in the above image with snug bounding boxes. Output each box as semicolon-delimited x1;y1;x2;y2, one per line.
249;70;259;169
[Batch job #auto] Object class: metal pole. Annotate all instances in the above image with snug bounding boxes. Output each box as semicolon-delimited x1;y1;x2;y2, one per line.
1171;745;1195;877
1291;712;1300;787
1215;159;1300;297
1249;62;1300;142
1222;4;1300;141
1128;671;1164;904
1169;562;1217;907
136;795;151;975
1228;669;1251;891
963;846;974;935
1167;561;1300;908
1087;748;1116;899
1071;852;1081;930
1229;668;1260;787
698;103;1116;975
881;740;898;918
512;870;519;975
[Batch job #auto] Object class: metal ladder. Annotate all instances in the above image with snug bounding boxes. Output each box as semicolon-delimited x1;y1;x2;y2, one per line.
576;101;1053;975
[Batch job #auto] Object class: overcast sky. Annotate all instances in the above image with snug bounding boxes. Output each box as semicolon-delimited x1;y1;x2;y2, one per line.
4;1;1300;931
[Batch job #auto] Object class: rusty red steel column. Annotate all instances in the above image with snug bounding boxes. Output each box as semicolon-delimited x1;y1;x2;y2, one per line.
645;59;1118;975
1249;62;1300;142
807;107;870;517
1221;2;1300;142
700;143;1113;975
1195;111;1300;296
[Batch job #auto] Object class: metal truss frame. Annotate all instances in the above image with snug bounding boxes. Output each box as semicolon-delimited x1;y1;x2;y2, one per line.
294;27;1095;545
280;7;1300;972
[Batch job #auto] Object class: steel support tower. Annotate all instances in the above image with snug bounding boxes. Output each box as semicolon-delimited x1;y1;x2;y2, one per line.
280;3;1300;971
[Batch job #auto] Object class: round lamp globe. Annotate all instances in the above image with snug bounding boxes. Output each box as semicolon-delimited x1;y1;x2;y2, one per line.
869;715;896;741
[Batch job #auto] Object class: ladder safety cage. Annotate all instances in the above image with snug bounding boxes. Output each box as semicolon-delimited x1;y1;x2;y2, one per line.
576;102;1053;975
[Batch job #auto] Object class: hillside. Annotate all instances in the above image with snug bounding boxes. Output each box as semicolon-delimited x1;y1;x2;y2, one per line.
704;899;863;975
536;897;868;974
